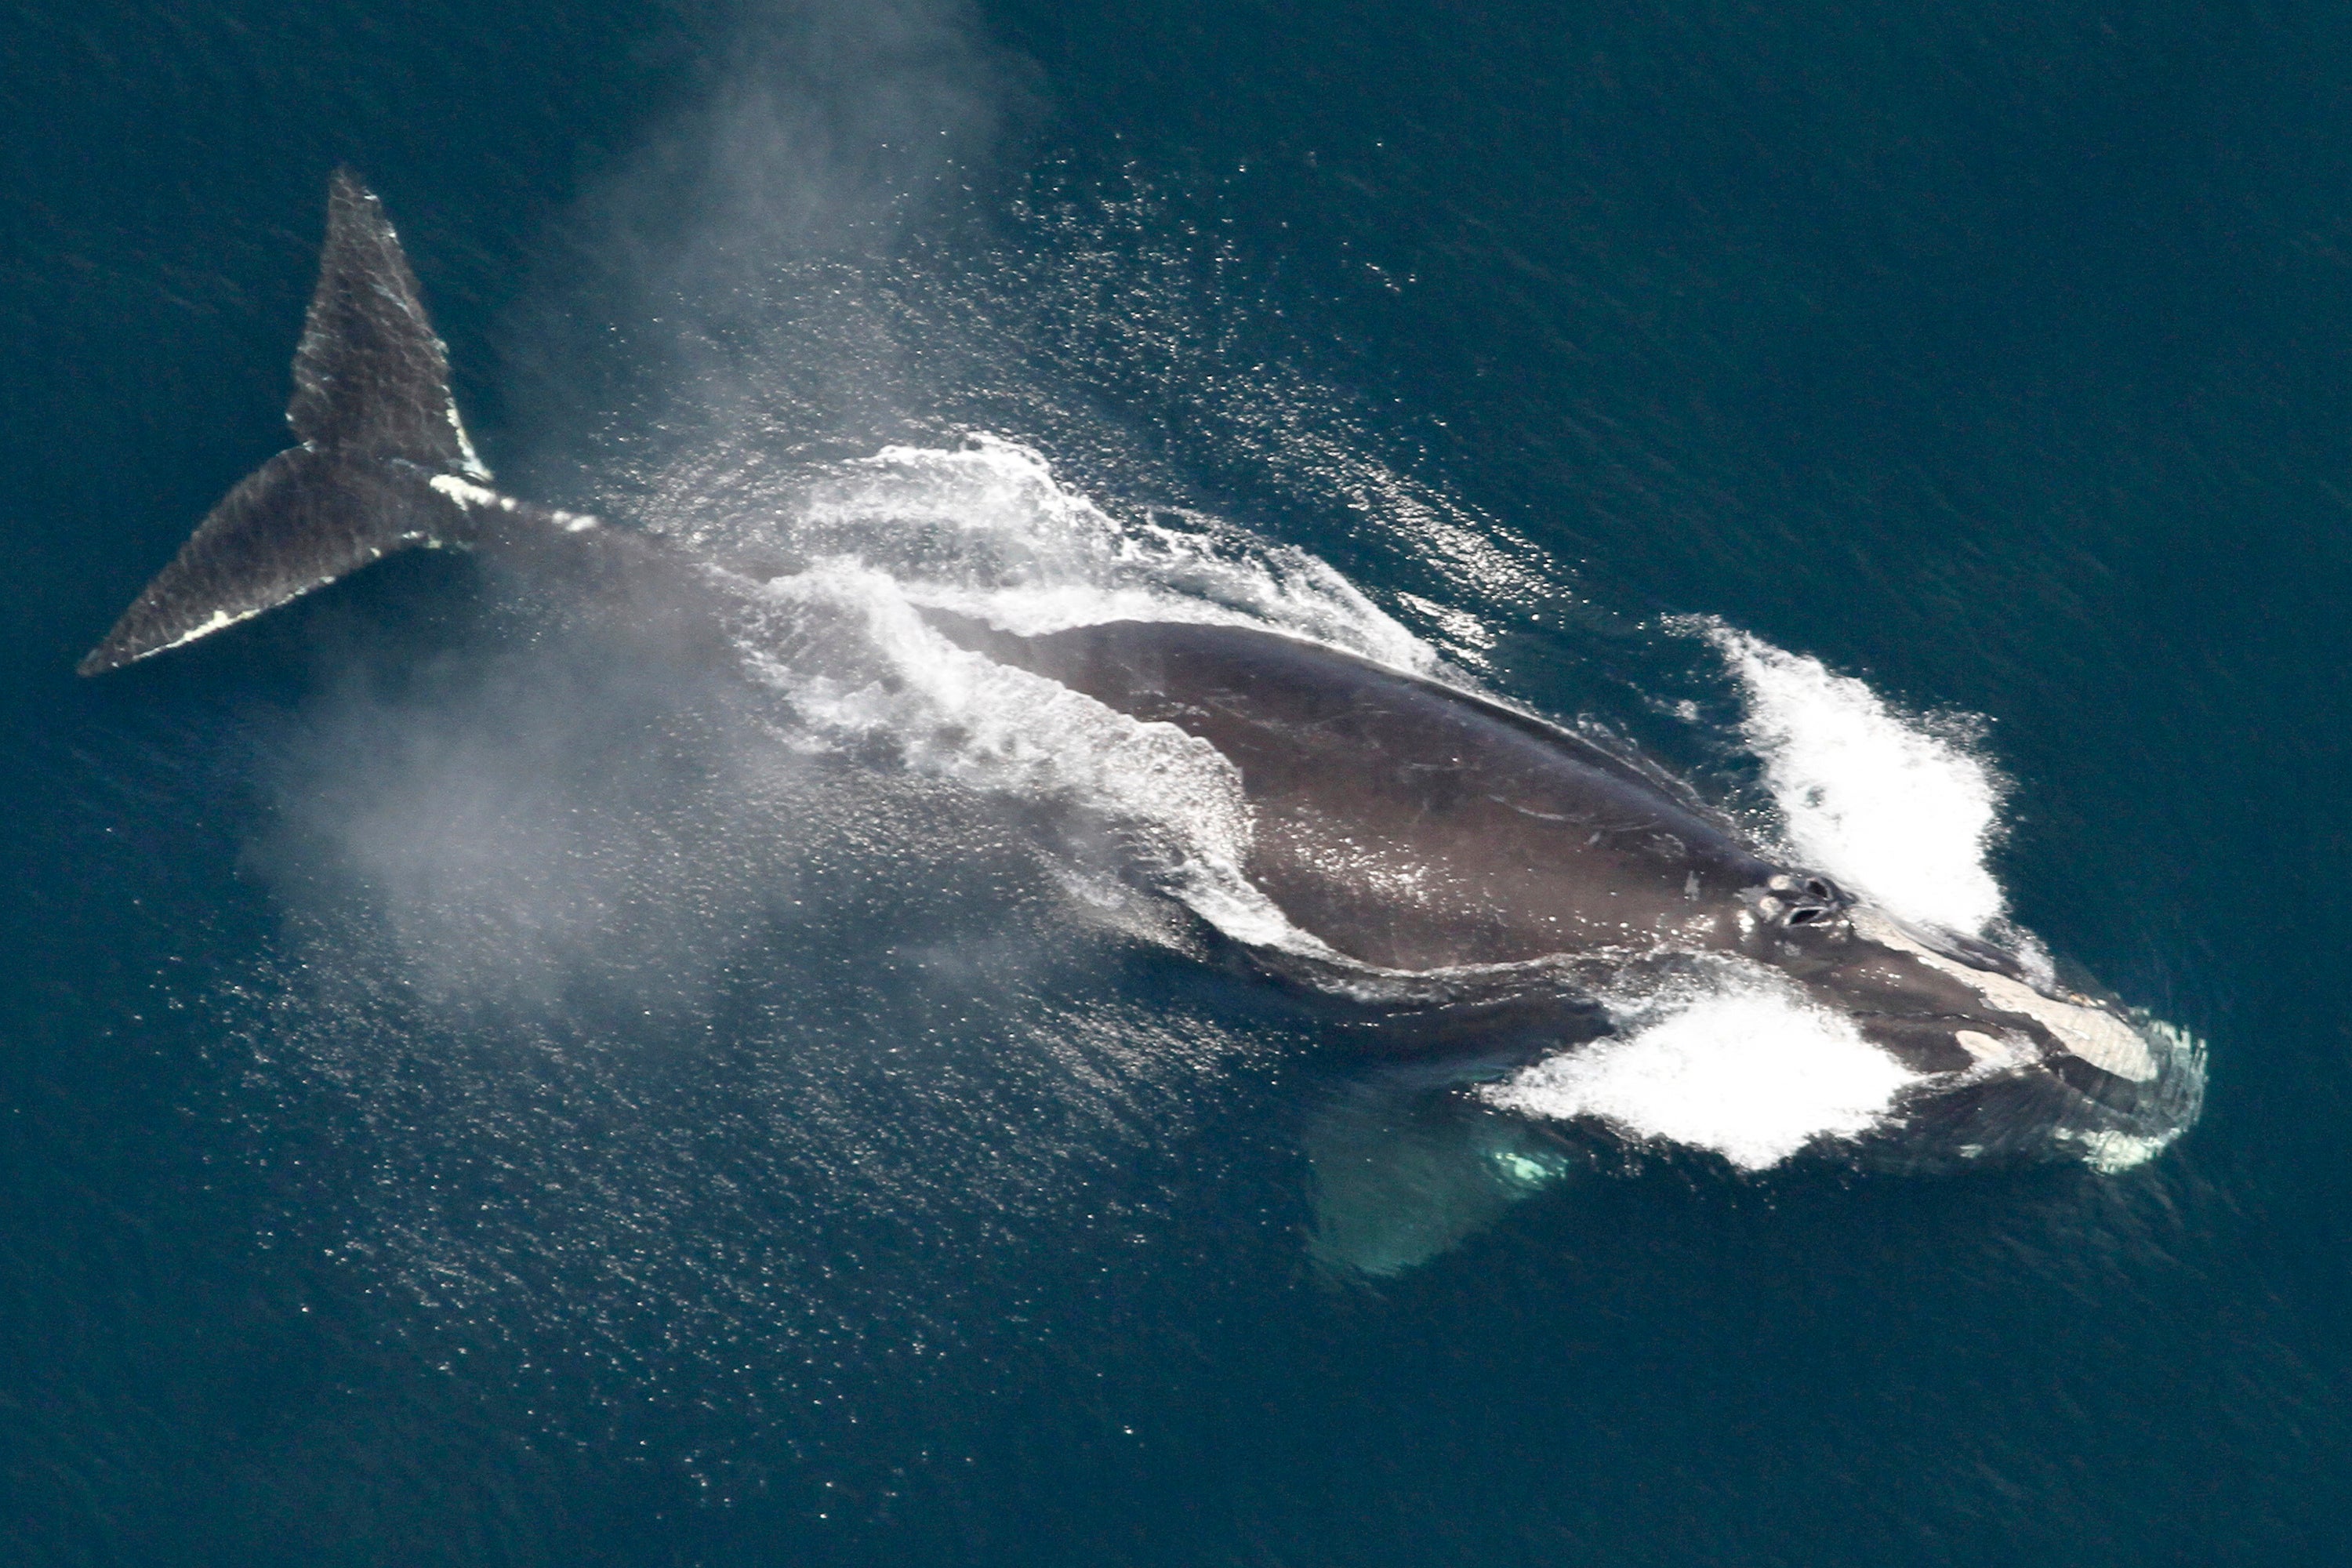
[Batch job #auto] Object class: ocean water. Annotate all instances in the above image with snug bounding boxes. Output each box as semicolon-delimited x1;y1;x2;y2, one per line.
5;2;2348;1564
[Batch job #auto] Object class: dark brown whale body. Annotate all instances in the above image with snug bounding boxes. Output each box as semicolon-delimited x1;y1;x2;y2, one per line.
81;172;2198;1182
924;615;2160;1089
940;617;1788;971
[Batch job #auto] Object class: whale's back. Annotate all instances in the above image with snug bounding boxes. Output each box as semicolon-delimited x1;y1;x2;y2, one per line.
934;615;1787;970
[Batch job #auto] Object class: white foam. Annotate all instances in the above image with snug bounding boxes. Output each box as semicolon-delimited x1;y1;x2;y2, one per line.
428;474;509;510
2057;1128;2174;1174
694;435;1443;959
797;435;1436;671
749;557;1346;960
1705;625;2008;938
1480;968;1922;1170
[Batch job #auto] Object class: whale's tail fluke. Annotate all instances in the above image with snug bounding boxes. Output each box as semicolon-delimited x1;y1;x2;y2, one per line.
79;170;492;675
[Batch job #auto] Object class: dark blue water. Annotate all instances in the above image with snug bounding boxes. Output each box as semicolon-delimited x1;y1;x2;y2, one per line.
6;2;2349;1563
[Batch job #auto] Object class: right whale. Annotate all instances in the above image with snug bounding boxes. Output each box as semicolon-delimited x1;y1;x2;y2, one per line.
78;173;2203;1263
925;618;2200;1140
913;612;2201;1272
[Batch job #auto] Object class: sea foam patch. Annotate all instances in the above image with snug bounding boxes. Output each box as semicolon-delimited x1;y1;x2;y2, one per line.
1481;970;1922;1170
796;435;1435;672
731;439;1423;959
1705;625;2008;939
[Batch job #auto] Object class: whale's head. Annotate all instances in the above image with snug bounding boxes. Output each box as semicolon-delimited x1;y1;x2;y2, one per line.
1761;893;2204;1172
1300;878;2207;1279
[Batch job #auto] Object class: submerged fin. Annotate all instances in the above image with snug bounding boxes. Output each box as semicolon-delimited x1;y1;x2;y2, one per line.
1304;1076;1570;1278
80;170;489;675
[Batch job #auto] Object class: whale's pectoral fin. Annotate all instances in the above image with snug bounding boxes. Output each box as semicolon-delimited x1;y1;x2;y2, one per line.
1302;1076;1570;1278
80;170;489;676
